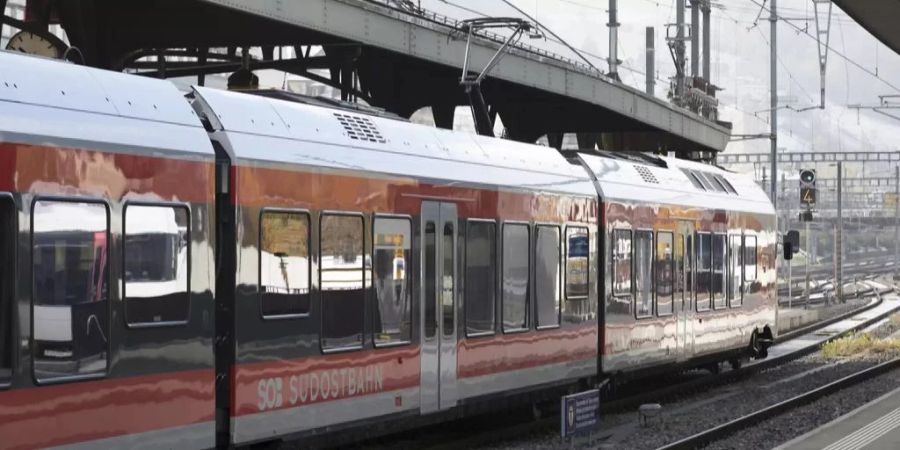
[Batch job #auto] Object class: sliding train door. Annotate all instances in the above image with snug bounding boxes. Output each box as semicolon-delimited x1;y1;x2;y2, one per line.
675;221;695;361
419;201;458;414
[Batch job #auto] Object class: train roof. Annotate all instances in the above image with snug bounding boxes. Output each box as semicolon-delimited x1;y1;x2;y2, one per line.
0;51;213;157
578;152;775;215
192;86;596;196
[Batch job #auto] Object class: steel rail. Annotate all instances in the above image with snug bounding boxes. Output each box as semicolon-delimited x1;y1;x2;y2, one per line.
655;357;900;450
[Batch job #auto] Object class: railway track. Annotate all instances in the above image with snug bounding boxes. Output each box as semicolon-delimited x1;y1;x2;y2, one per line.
655;358;900;450
361;281;898;450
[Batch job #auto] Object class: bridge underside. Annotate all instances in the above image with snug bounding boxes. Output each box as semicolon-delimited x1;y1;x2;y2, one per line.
834;0;900;56
1;0;728;155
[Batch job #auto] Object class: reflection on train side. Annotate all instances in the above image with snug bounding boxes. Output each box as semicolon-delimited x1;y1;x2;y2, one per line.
124;205;190;325
32;200;109;381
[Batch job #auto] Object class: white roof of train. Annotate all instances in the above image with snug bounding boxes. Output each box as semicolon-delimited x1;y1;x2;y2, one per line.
578;153;775;215
192;86;596;196
0;51;213;156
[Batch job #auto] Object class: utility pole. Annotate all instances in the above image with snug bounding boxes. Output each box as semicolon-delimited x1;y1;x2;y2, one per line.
691;0;700;80
646;27;655;95
675;0;686;104
836;161;843;302
895;165;899;277
769;0;778;206
608;0;620;81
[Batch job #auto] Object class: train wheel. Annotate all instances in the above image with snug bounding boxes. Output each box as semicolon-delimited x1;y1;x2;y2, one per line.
728;358;742;370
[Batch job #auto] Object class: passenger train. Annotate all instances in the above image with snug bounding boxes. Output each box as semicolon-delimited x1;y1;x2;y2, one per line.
0;50;776;448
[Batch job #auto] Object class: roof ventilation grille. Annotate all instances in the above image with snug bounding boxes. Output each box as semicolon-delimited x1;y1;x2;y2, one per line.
334;112;386;143
634;165;659;184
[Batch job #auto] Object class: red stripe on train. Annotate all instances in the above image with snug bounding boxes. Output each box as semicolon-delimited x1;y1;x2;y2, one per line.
0;369;214;449
458;325;597;378
232;165;598;223
0;142;215;203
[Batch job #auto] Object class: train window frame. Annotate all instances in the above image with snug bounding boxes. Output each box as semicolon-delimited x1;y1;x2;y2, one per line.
30;196;111;385
501;221;530;334
464;219;497;339
711;233;727;310
695;232;712;312
258;208;311;321
655;230;675;317
534;223;561;330
371;214;413;348
0;193;16;389
319;211;366;354
564;225;590;301
612;228;633;299
123;201;192;328
633;228;654;319
728;233;743;308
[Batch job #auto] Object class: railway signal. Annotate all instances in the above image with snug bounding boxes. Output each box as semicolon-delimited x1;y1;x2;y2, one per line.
799;169;817;206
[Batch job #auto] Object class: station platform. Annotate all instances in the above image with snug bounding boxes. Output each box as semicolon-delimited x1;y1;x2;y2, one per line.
775;386;900;450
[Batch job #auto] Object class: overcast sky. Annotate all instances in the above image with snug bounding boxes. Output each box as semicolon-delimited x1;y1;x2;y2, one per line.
417;0;900;174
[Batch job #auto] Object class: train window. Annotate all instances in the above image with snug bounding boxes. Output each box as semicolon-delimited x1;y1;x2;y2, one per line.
535;226;561;328
465;221;496;336
442;222;455;337
424;222;437;339
502;224;529;332
656;232;674;316
565;227;589;300
0;196;14;384
373;217;412;345
696;233;711;311
744;235;758;282
634;230;653;318
124;205;190;326
259;211;310;318
612;229;632;297
32;200;109;382
728;234;743;307
320;214;365;351
712;234;727;309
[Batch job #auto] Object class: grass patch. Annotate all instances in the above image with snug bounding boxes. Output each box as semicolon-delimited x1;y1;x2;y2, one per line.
821;332;900;360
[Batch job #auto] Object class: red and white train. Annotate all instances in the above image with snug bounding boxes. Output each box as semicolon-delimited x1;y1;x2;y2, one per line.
0;50;776;448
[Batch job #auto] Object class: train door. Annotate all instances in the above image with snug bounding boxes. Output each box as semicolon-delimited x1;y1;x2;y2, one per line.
675;221;695;360
419;201;458;414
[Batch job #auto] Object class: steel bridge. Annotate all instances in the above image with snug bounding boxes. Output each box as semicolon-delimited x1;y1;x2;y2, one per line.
0;0;729;154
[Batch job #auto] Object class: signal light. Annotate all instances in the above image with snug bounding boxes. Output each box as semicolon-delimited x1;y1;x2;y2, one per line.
799;169;816;186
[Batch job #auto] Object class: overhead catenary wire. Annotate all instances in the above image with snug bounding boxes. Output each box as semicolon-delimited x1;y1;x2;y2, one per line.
498;0;603;74
745;0;900;95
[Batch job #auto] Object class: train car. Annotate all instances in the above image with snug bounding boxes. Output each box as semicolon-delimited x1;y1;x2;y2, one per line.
576;152;777;381
188;86;601;445
0;50;777;448
0;51;217;448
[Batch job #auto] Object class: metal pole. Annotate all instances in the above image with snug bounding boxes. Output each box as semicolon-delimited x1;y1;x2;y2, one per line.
837;161;843;302
805;220;810;306
646;27;655;95
691;0;700;79
608;0;620;80
894;166;900;273
702;1;711;82
675;0;686;104
769;0;778;206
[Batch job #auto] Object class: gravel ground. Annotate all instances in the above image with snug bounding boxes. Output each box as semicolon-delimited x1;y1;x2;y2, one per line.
704;369;900;450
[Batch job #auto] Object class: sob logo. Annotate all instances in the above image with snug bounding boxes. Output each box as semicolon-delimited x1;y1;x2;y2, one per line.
257;364;385;411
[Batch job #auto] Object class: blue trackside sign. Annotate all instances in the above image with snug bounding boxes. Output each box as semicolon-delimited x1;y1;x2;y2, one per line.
560;389;600;438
